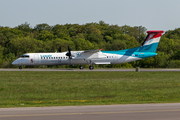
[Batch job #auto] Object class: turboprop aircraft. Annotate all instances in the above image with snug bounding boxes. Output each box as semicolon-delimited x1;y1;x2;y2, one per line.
12;30;164;70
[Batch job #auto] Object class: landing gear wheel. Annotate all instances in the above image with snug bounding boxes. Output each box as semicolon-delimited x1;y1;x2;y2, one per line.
79;65;84;70
89;66;94;70
19;66;22;69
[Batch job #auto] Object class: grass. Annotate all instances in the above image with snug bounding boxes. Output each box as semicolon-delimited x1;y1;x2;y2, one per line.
0;71;180;108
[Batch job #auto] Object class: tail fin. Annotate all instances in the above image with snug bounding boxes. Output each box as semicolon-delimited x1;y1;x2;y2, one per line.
139;30;164;52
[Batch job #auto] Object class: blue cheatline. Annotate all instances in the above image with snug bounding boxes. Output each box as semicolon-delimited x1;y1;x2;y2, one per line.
102;42;159;59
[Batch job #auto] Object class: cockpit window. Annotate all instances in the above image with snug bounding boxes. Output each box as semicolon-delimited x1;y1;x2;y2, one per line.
21;55;29;58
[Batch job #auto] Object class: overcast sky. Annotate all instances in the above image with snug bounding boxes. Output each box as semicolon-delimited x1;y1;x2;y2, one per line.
0;0;180;31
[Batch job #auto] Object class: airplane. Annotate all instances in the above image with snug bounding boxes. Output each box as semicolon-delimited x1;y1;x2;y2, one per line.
12;30;164;70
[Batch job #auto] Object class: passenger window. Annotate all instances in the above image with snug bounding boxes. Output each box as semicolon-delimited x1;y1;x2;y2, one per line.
54;57;55;59
56;57;58;59
41;57;42;59
61;57;62;59
51;57;53;59
44;57;45;59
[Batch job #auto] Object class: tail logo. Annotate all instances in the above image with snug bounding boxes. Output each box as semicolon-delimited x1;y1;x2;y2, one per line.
140;30;164;53
146;33;156;42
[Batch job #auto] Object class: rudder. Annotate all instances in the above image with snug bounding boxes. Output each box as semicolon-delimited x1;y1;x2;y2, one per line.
139;30;164;53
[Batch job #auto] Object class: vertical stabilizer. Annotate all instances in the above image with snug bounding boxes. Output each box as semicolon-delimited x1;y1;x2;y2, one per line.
139;30;164;53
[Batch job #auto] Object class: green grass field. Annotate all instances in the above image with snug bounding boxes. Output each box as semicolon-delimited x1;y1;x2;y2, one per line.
0;71;180;108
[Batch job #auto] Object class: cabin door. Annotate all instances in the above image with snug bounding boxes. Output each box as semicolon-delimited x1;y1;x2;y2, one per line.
34;54;39;64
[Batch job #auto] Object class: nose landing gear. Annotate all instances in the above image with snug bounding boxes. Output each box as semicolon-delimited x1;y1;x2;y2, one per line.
19;66;22;69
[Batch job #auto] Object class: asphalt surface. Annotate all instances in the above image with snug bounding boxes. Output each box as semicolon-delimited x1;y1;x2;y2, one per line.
0;68;180;71
0;103;180;120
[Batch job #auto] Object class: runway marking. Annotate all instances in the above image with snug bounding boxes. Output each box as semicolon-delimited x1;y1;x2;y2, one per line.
1;109;180;117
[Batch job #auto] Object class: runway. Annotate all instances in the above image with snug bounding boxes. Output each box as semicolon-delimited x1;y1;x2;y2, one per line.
0;103;180;120
0;68;180;71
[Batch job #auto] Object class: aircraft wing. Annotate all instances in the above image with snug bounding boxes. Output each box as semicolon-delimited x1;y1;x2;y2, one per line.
75;49;106;60
83;49;103;53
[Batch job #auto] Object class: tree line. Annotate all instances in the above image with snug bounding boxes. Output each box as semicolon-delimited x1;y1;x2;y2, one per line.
0;21;180;68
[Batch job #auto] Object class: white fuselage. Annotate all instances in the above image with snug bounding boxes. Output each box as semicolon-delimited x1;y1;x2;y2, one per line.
12;51;141;66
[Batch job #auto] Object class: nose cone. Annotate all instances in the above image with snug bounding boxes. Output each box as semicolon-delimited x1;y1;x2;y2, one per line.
12;60;18;65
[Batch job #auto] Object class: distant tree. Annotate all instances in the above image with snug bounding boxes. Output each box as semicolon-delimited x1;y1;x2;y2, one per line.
68;25;78;37
9;37;43;56
73;38;94;50
34;23;52;31
53;38;75;52
106;25;123;36
87;25;103;43
171;50;180;60
164;28;180;39
52;24;70;40
128;26;147;43
17;22;31;32
139;57;155;68
0;27;17;50
42;40;53;52
98;20;109;35
105;35;113;43
112;40;127;50
158;37;175;54
0;45;4;66
38;30;55;41
154;52;168;68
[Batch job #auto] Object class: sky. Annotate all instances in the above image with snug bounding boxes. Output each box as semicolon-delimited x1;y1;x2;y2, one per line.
0;0;180;31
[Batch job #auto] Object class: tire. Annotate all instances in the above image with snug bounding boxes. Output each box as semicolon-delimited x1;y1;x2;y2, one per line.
19;66;22;69
89;66;94;70
79;65;84;70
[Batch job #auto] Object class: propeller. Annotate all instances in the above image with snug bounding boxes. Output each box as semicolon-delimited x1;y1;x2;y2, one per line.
66;46;72;59
58;47;61;52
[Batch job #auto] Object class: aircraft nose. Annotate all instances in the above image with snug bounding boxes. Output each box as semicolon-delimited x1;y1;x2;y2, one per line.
12;60;18;65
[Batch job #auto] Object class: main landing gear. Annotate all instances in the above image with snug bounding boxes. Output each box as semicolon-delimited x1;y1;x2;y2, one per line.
89;65;94;70
79;65;84;70
19;66;22;69
79;60;94;70
79;65;94;70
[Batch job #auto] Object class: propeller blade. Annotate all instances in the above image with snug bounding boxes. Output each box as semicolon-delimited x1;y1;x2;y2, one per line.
66;46;72;59
58;47;61;52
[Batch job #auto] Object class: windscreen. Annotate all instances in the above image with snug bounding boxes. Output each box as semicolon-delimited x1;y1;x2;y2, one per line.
21;55;29;58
